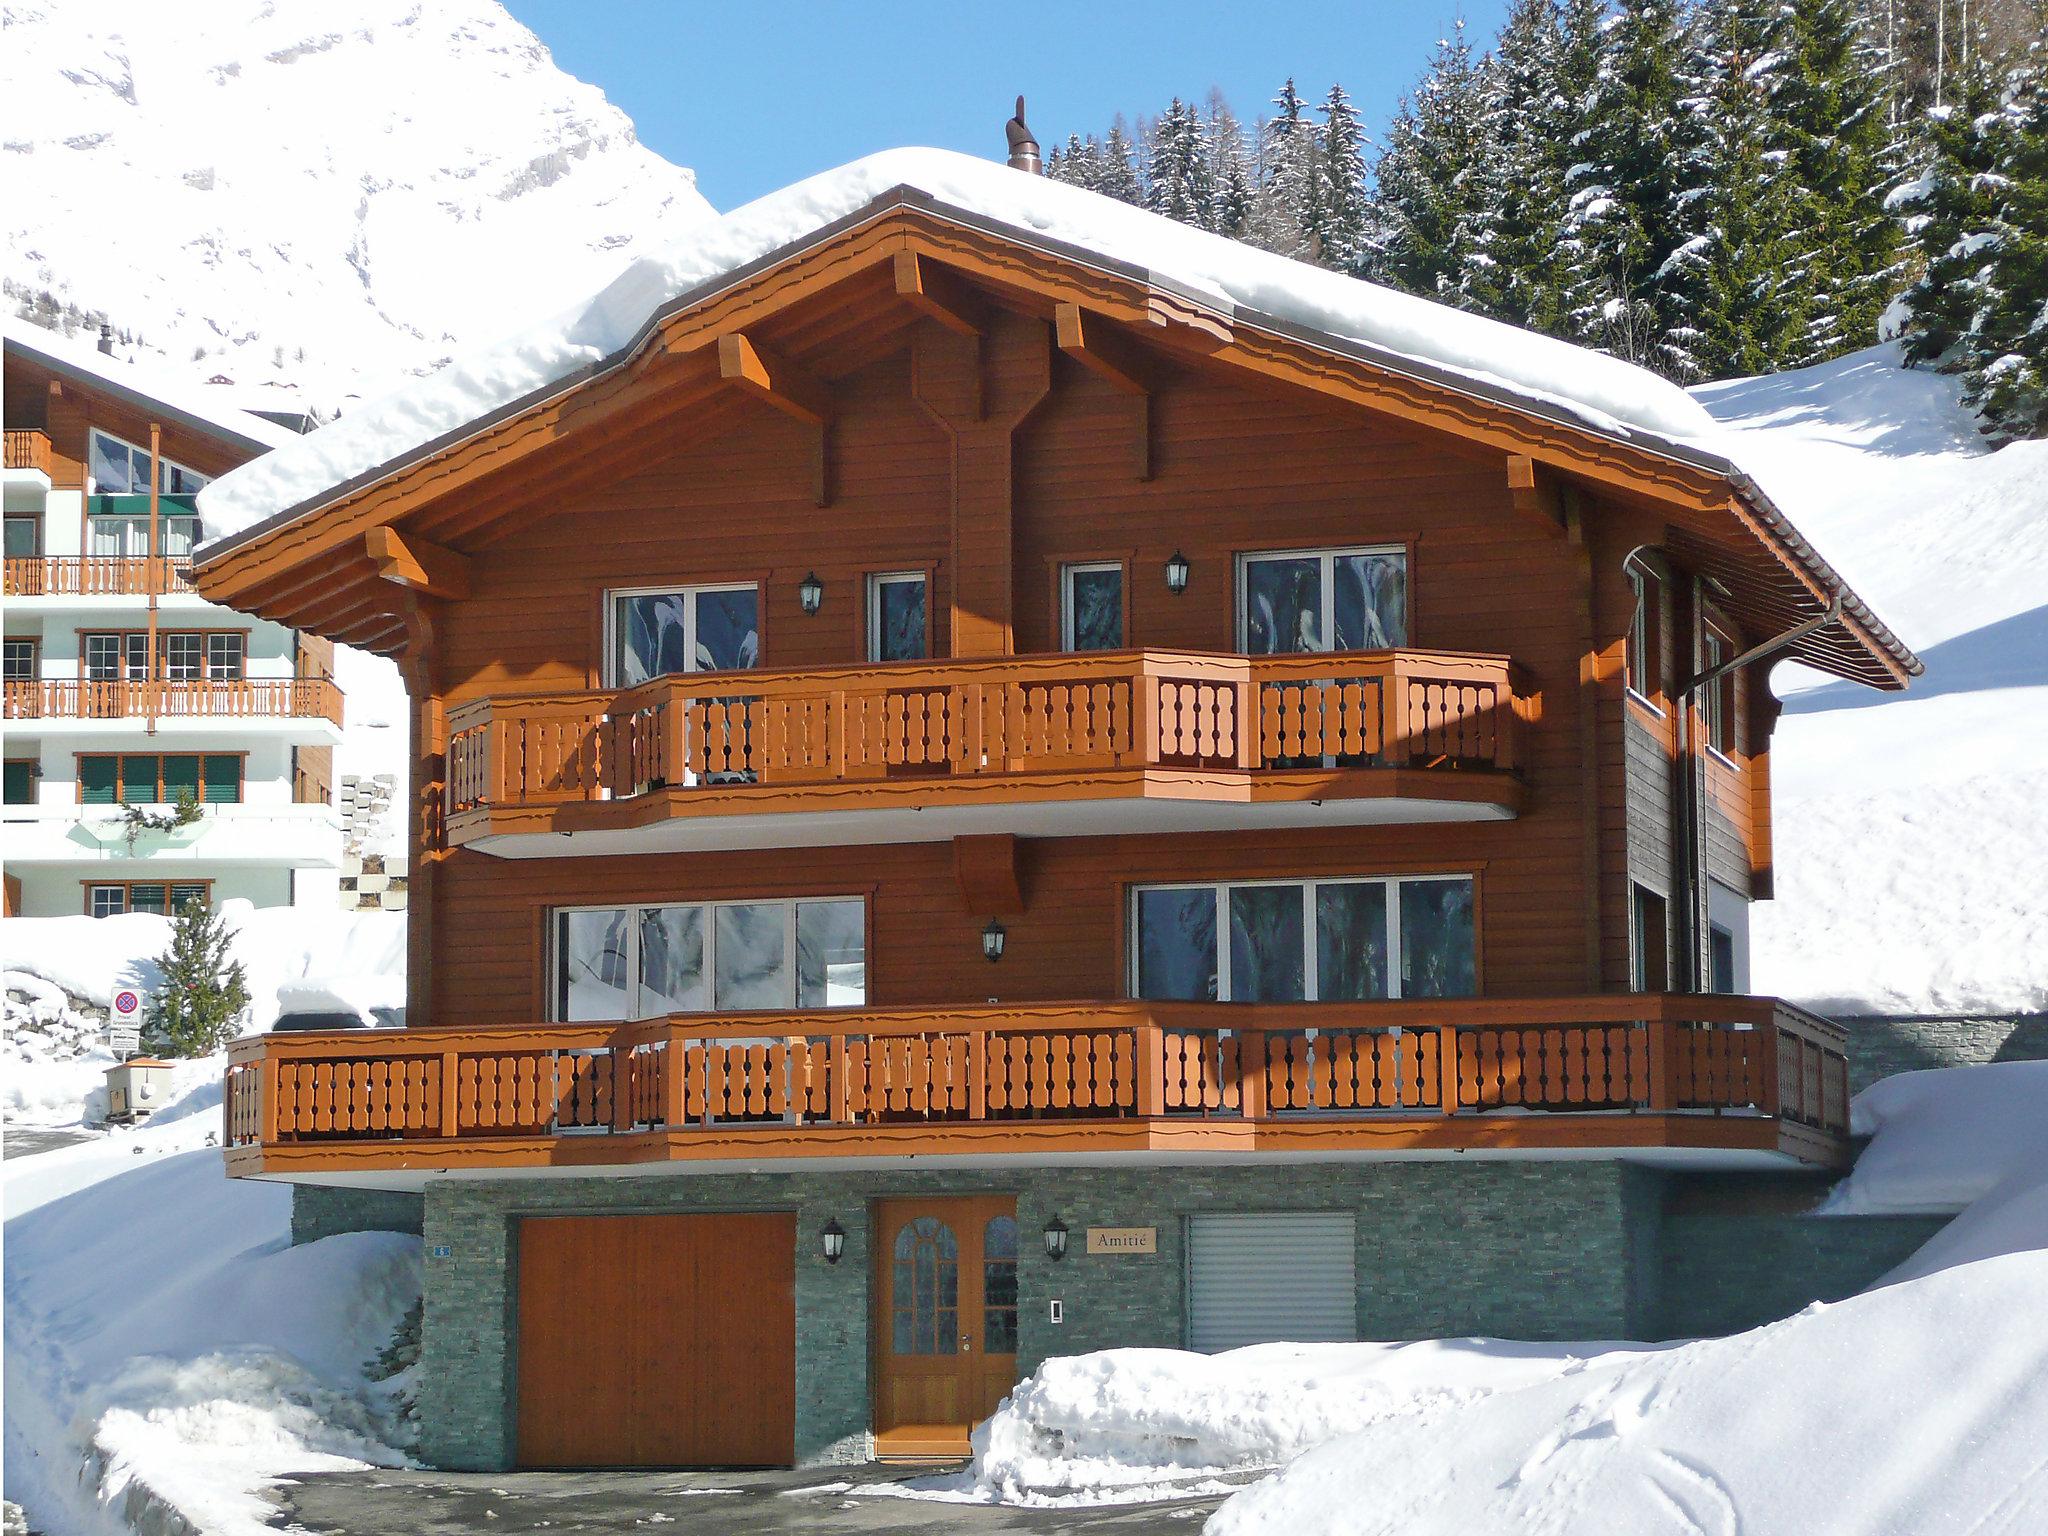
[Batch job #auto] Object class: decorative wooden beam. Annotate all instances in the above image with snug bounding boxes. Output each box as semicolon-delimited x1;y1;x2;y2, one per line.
716;333;833;505
892;251;988;337
1506;455;1565;537
954;833;1025;915
1055;303;1156;481
365;525;473;599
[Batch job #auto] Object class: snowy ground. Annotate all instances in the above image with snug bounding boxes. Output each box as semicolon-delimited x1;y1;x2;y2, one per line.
943;1060;2048;1532
1695;345;2048;1018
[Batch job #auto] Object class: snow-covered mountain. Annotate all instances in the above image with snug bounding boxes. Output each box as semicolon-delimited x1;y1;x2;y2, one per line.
1;0;715;407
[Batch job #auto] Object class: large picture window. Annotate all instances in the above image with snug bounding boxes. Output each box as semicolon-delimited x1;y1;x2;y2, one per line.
1239;546;1407;654
88;430;209;498
607;584;759;686
1131;875;1475;1003
553;896;866;1021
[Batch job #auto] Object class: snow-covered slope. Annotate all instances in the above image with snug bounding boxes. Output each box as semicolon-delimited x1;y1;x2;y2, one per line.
2;0;715;408
1696;346;2048;1017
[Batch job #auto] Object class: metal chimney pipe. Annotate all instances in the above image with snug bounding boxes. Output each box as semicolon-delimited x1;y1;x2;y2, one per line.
98;322;114;356
1005;96;1041;174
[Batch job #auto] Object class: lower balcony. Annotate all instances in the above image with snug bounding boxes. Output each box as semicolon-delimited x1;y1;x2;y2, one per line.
223;994;1852;1184
2;556;195;597
3;676;344;726
443;648;1527;855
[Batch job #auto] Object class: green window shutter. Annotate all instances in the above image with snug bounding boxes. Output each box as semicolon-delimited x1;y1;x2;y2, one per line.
120;754;161;803
169;883;209;912
161;755;201;803
129;884;169;915
80;756;119;805
3;760;32;804
201;754;242;804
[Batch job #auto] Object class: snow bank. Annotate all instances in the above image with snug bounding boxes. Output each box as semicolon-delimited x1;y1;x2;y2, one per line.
970;1338;1665;1497
197;147;1719;544
1697;345;2048;1018
1205;1249;2048;1536
1819;1061;2048;1217
0;901;404;1035
4;1074;419;1536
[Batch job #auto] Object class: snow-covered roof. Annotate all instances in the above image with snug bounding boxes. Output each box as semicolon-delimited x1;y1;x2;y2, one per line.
3;314;300;456
194;148;1731;544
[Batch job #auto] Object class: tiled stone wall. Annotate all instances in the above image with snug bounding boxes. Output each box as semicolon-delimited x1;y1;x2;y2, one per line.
289;1184;424;1246
1654;1212;1946;1337
1841;1013;2048;1092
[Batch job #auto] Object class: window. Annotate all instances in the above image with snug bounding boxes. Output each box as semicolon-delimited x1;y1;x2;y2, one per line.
1239;546;1407;654
1131;875;1475;1003
4;759;36;805
161;632;204;681
982;1215;1019;1354
205;633;246;680
1707;880;1749;994
607;584;759;685
553;895;865;1021
4;516;39;558
3;637;36;683
82;632;246;681
1061;562;1125;652
86;881;211;918
1702;630;1736;757
87;430;209;497
1631;884;1669;992
1709;927;1737;994
1627;568;1662;701
83;632;149;681
78;753;240;805
867;572;928;662
87;511;201;558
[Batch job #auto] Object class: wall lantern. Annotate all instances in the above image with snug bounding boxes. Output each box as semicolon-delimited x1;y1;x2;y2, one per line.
799;571;824;616
981;918;1007;963
1164;549;1191;595
820;1217;846;1265
1043;1215;1070;1262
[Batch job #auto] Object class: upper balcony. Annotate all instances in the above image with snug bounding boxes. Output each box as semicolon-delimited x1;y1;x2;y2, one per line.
4;428;52;481
2;676;345;729
3;556;196;598
221;993;1852;1184
443;648;1528;855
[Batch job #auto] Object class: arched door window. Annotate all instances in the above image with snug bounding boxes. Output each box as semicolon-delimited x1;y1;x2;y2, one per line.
983;1215;1019;1354
891;1216;959;1355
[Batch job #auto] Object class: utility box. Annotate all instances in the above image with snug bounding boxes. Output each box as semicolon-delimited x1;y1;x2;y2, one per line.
105;1057;175;1124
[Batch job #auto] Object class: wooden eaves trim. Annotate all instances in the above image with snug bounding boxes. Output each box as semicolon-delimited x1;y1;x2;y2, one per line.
188;194;1917;686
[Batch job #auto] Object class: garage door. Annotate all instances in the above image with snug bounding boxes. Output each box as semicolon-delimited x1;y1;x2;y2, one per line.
516;1212;795;1467
1186;1212;1357;1351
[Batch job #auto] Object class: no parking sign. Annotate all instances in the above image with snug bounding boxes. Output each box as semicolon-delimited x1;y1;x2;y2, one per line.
108;988;145;1056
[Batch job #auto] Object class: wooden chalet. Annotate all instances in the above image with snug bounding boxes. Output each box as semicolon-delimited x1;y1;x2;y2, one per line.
193;141;1918;1471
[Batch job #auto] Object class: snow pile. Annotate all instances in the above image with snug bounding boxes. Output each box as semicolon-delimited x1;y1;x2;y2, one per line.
1205;1250;2048;1536
197;145;1720;542
1698;345;2048;1017
3;972;117;1127
3;0;713;407
3;1079;420;1536
971;1339;1665;1498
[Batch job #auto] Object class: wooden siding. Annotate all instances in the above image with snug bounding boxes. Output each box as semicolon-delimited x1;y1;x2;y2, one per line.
3;350;261;492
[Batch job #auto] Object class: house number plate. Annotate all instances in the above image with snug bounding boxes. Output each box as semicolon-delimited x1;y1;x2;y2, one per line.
1085;1226;1157;1255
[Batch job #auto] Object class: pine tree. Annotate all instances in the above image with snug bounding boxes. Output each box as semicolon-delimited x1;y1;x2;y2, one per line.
1970;49;2048;436
1206;90;1255;236
147;898;251;1057
1249;78;1320;258
1315;83;1373;272
1099;118;1143;205
1147;98;1215;225
1370;21;1493;302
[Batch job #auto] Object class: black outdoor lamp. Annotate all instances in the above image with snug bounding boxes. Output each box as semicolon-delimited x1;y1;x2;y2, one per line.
1043;1215;1070;1261
1164;549;1190;595
820;1217;846;1265
799;571;824;616
982;917;1007;963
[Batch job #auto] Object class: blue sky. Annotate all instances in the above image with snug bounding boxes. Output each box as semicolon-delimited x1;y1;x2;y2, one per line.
501;1;1512;211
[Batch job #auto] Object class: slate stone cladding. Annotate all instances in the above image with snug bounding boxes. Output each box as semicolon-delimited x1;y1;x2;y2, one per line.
288;1184;424;1246
1841;1012;2048;1091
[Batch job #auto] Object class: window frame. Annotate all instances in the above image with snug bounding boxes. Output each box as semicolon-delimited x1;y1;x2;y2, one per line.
1235;543;1411;655
83;879;213;918
78;628;249;681
1630;883;1669;993
4;757;39;806
548;892;871;1022
1700;624;1738;763
1059;559;1129;652
3;636;38;684
1126;871;1478;1003
4;514;41;559
603;580;761;687
86;429;209;498
865;570;931;663
1626;567;1664;712
75;751;245;805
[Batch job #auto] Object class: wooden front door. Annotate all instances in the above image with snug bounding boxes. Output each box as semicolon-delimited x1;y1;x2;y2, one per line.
872;1196;1020;1457
516;1212;795;1468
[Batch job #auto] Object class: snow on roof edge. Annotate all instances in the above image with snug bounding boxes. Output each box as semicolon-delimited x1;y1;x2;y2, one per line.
3;314;300;455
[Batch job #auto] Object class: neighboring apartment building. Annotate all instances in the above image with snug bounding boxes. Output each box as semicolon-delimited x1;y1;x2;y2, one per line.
196;149;1920;1472
3;321;344;916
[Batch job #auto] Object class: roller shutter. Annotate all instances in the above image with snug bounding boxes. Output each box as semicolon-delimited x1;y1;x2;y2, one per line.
1186;1212;1357;1351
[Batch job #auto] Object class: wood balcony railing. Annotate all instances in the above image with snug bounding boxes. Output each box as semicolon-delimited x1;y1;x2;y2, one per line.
223;995;1851;1170
4;429;52;476
2;556;196;597
2;676;344;725
445;649;1522;831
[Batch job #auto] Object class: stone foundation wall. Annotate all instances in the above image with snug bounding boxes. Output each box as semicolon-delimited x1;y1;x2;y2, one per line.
1842;1013;2048;1092
289;1185;425;1247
